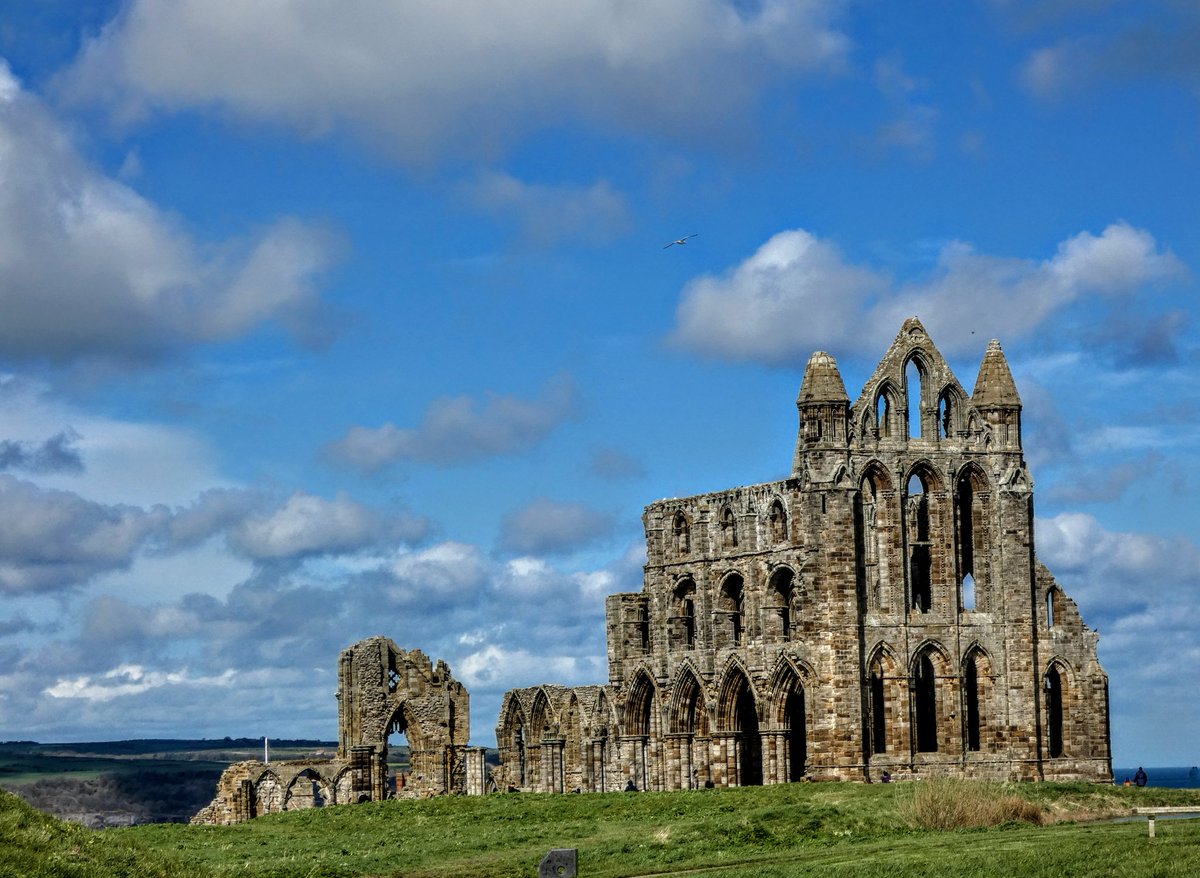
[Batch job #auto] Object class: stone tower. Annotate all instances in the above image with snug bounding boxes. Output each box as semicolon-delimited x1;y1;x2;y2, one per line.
495;318;1111;791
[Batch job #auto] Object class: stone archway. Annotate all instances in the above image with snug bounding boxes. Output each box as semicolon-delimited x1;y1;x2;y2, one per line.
336;636;470;800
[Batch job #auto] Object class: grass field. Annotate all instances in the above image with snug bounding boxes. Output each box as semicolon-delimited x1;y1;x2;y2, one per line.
5;779;1200;878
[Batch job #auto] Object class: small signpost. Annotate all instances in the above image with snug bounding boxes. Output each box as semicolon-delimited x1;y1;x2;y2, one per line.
539;848;578;877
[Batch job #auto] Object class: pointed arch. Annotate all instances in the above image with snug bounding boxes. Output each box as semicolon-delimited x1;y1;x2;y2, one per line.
962;644;993;753
938;383;966;439
563;691;585;792
904;353;929;439
905;462;946;614
284;768;331;810
956;463;992;612
866;643;902;757
624;670;659;790
768;497;789;544
766;565;797;642
672;511;691;555
1044;659;1071;759
910;642;955;755
668;665;709;736
672;576;698;649
874;379;901;439
857;462;895;612
717;662;762;786
255;770;284;815
717;571;746;646
768;656;811;782
720;504;738;549
498;692;529;788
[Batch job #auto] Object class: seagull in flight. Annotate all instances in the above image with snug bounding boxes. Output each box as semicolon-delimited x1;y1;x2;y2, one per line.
663;234;698;249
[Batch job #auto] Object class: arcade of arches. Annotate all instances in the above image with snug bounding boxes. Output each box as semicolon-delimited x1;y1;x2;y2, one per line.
494;318;1111;789
198;320;1112;822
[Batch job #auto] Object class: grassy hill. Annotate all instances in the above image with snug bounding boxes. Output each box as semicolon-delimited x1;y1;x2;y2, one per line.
5;779;1200;877
0;739;336;827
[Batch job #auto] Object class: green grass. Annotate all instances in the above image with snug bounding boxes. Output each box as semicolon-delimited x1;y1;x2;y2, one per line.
7;780;1200;878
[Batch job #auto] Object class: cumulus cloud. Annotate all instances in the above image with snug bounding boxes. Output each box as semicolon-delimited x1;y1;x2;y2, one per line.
0;531;635;742
59;0;850;164
499;497;617;555
1018;7;1200;100
326;375;579;471
227;491;428;561
462;172;630;247
0;430;84;475
0;475;168;594
1033;510;1200;762
45;663;235;702
670;223;1185;365
0;61;339;364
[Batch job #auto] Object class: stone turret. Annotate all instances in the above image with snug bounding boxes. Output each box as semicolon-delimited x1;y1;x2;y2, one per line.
972;339;1022;450
794;350;849;471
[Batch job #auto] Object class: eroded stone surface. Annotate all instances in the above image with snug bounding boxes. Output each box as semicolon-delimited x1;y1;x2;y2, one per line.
495;318;1111;791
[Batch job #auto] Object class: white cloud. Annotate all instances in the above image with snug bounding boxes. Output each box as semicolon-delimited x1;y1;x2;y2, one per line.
326;375;579;470
670;223;1185;364
0;61;339;364
45;663;235;702
0;475;168;594
228;490;427;561
499;497;616;555
462;172;630;246
60;0;850;164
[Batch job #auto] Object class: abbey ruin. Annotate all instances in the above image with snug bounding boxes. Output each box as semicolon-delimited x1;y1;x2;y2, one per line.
493;318;1111;790
196;317;1111;822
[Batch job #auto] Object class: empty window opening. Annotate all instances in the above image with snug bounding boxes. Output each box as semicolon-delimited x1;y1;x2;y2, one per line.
733;678;762;786
721;575;745;645
870;666;887;754
720;506;738;548
770;568;796;641
962;573;976;612
1046;587;1056;628
958;477;975;576
637;604;650;653
965;655;981;752
876;393;890;438
1045;667;1064;758
906;359;924;439
673;513;690;554
939;393;952;438
769;500;788;543
675;579;697;649
913;654;938;753
908;475;932;613
387;722;411;795
785;687;807;781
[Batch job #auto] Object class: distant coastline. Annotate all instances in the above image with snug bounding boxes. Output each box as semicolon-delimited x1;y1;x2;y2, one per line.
1113;766;1200;789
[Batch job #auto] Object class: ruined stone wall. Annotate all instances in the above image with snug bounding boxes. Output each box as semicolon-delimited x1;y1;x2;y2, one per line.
195;637;472;824
495;318;1112;791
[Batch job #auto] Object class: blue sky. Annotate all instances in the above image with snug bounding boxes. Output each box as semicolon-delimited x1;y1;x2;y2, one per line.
0;1;1197;768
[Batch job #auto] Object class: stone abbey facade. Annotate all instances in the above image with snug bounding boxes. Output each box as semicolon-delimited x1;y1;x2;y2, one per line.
493;318;1111;791
198;318;1112;822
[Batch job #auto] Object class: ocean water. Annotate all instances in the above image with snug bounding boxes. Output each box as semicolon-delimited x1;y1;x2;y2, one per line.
1113;766;1200;789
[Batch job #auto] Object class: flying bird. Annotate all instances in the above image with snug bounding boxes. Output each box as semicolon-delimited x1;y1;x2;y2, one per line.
663;234;698;249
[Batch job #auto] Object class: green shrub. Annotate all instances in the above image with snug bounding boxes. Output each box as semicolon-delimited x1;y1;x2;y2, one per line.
900;778;1043;830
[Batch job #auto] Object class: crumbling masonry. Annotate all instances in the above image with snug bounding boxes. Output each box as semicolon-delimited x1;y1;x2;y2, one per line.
493;318;1111;790
198;318;1112;822
194;638;485;824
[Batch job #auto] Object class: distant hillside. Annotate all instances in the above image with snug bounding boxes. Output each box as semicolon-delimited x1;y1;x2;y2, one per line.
0;738;335;827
